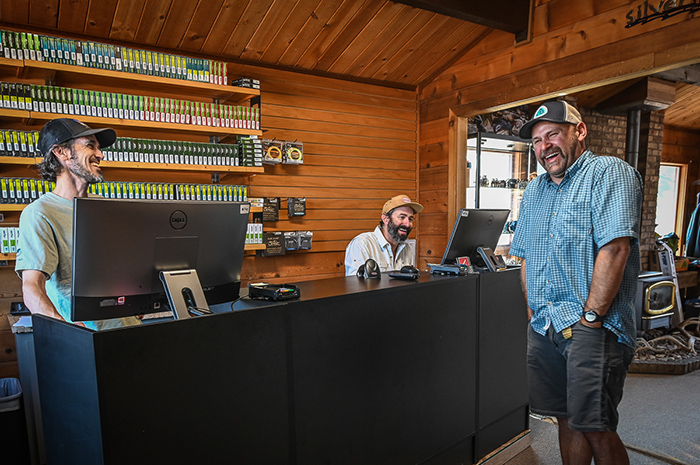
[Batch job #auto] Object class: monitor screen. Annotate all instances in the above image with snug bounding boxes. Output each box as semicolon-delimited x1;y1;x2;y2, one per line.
71;198;250;322
441;209;510;266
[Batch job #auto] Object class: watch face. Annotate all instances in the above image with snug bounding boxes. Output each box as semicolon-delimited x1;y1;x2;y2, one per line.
585;311;598;322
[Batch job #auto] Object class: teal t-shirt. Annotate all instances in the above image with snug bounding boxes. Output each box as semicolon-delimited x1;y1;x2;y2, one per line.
15;192;140;331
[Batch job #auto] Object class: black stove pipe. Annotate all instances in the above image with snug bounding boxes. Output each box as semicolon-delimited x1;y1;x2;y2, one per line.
626;108;641;169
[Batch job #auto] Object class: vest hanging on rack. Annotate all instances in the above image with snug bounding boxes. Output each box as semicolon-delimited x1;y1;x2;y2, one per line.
685;202;700;258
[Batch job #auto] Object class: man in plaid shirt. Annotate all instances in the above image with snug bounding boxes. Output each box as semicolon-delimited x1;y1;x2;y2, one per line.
511;101;643;465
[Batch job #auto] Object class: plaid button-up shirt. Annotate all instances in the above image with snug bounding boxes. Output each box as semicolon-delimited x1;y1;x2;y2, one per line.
511;150;643;347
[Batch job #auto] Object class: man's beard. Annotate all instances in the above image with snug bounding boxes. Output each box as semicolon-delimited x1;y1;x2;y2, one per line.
67;155;104;184
387;218;411;243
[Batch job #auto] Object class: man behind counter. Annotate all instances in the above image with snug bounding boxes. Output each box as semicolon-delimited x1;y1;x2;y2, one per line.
15;118;141;330
344;194;423;276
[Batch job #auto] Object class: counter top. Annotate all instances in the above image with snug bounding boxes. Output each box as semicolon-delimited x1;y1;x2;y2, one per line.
236;272;476;310
8;314;33;334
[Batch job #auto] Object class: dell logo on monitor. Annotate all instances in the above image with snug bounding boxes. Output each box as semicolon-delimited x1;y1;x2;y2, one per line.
170;210;188;229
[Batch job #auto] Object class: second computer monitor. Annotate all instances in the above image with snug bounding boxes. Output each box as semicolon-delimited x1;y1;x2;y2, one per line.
441;209;510;266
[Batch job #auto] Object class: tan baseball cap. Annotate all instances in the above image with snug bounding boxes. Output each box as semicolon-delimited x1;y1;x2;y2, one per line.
382;194;424;214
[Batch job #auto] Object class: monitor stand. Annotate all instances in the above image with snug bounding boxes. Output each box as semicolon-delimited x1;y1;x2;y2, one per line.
159;269;212;319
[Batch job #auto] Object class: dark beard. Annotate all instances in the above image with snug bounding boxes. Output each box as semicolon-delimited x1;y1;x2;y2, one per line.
387;219;410;243
67;156;104;184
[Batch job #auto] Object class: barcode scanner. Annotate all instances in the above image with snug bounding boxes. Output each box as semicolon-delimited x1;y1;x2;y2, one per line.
357;258;381;279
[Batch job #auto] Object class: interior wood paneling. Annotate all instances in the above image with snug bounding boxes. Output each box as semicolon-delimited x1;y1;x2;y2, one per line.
0;2;681;97
133;0;169;44
226;65;418;281
257;1;320;63
1;0;700;399
2;0;697;131
417;2;700;265
666;83;700;130
0;264;22;377
0;0;699;279
0;0;489;89
0;24;417;291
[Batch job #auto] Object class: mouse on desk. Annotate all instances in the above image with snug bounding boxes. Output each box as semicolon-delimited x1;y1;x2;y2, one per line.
400;265;419;275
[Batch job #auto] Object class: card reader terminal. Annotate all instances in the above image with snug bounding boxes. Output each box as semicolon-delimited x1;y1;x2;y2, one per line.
248;283;301;301
427;263;467;276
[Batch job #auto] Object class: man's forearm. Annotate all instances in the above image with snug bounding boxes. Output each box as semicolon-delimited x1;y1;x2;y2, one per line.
520;259;533;320
22;279;65;321
584;237;631;318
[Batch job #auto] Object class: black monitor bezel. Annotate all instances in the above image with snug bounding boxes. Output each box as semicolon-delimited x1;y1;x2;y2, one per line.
70;198;249;322
441;208;511;266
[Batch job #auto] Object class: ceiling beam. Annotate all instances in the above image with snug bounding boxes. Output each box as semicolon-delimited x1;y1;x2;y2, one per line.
653;64;700;86
393;0;531;41
597;77;677;114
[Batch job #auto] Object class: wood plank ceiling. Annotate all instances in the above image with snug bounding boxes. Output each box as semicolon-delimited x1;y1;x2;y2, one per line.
0;0;494;90
0;0;698;130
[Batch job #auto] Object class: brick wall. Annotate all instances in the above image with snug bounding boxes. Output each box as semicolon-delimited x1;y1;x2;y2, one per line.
579;108;663;270
582;109;627;159
639;112;666;269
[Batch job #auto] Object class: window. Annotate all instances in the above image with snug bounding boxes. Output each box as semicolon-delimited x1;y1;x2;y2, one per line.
655;163;687;239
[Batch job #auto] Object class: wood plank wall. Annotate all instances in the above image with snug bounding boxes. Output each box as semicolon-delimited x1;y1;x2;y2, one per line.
1;204;22;377
0;41;418;376
236;65;418;283
0;299;19;378
417;0;700;267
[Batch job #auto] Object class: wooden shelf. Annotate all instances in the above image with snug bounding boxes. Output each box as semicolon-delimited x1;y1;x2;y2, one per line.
0;56;25;77
0;204;27;211
0;156;40;165
13;59;259;103
1;246;263;257
1;54;263;217
0;57;24;67
0;156;264;175
21;111;262;137
100;160;263;174
0;108;32;120
1;200;263;213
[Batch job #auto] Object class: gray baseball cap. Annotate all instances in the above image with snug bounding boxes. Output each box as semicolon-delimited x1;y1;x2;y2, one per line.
519;101;583;139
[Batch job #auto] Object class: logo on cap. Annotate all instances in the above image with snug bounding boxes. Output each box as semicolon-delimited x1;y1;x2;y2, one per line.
534;106;548;119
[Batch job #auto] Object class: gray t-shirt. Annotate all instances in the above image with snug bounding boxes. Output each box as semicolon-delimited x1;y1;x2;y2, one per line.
15;192;140;331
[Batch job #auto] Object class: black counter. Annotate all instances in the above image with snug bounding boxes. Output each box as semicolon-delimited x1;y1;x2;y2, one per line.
33;270;527;465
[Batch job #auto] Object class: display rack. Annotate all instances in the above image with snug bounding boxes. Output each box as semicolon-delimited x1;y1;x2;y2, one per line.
0;41;265;256
466;131;535;258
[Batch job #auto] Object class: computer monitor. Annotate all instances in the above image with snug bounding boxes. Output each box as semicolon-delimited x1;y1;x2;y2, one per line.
441;209;510;266
70;198;250;322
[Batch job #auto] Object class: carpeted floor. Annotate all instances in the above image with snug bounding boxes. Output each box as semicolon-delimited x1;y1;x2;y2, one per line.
506;370;700;464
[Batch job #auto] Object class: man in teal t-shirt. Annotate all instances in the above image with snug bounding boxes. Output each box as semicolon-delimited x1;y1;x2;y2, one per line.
15;118;140;330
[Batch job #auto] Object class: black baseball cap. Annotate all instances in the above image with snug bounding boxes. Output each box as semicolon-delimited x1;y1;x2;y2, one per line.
519;101;583;139
38;118;117;156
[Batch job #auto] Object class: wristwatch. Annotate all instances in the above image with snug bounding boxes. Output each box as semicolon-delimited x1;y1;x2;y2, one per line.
583;310;604;323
